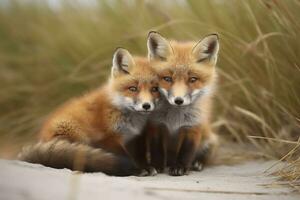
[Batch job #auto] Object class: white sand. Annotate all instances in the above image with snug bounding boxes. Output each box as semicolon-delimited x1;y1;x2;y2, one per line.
0;159;298;200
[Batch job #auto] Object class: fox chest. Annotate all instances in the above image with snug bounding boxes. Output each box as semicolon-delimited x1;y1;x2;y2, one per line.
114;112;147;142
151;105;201;134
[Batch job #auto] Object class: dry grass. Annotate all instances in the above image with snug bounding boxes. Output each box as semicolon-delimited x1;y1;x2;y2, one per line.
0;0;299;188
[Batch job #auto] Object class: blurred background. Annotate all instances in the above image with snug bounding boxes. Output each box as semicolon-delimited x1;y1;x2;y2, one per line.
0;0;299;187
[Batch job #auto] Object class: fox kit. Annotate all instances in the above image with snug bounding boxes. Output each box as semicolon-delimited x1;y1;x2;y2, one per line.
19;48;160;176
145;31;220;176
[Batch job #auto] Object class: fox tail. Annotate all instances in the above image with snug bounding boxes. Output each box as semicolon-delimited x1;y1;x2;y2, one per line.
18;139;138;176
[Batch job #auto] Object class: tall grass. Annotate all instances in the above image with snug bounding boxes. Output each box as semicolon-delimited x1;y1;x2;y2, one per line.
0;0;299;186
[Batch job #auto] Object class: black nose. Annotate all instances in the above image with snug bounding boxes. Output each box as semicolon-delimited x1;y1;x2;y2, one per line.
142;103;151;110
174;97;184;105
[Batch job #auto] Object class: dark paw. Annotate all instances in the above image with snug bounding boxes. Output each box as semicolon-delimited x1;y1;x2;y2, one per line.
191;161;204;171
138;166;158;176
169;166;189;176
114;156;140;176
155;166;165;173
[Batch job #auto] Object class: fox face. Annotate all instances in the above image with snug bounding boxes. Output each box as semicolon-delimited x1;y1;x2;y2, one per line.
147;32;219;106
110;48;159;113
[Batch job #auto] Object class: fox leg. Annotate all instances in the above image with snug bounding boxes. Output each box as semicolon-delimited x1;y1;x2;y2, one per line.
169;126;201;176
116;127;168;177
130;122;168;176
148;123;168;172
124;131;153;176
136;122;168;176
191;145;210;171
191;127;218;171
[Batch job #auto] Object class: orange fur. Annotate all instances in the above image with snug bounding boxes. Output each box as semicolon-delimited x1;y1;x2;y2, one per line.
145;32;220;176
19;50;160;176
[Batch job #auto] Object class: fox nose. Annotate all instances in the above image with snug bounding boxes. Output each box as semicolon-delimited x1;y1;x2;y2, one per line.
174;97;184;105
142;103;151;110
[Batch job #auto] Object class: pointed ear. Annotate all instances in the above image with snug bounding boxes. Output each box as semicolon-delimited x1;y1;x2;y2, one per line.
147;31;172;61
192;34;219;65
112;48;135;77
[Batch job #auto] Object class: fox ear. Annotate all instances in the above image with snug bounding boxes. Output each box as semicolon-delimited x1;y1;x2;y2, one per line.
112;48;135;77
192;34;219;65
147;31;172;61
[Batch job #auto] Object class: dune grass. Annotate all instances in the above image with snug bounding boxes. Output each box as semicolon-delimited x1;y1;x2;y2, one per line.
0;0;299;188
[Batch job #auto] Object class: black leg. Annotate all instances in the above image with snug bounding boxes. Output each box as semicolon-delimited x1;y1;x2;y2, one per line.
169;126;199;176
125;133;147;169
192;143;211;171
149;123;168;172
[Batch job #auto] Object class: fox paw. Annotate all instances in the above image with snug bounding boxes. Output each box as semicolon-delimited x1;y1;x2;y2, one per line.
155;167;166;173
191;161;203;171
139;166;158;176
169;166;189;176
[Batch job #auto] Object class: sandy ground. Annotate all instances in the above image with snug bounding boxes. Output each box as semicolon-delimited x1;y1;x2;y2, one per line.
0;159;299;200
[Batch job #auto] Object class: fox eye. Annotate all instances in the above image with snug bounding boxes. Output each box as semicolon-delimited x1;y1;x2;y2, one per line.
128;86;138;92
189;77;198;83
163;76;172;82
151;87;159;93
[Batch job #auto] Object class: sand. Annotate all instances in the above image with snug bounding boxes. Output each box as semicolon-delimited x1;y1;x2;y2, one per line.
0;159;299;200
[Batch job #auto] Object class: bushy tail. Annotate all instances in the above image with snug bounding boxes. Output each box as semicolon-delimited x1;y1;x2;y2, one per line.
18;139;138;176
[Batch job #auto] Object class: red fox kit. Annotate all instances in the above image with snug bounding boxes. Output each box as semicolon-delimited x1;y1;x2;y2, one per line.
19;48;160;176
145;31;219;176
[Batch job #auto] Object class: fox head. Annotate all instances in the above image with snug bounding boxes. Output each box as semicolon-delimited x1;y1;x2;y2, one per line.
110;48;160;113
147;31;219;106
